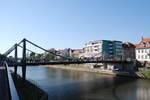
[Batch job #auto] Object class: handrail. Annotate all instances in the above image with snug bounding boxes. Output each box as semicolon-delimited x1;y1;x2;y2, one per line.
4;61;20;100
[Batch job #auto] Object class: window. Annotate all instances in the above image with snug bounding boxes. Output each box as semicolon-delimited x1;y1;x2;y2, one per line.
141;55;143;59
149;42;150;47
138;50;140;53
95;49;98;51
138;55;140;59
142;50;144;53
145;55;147;59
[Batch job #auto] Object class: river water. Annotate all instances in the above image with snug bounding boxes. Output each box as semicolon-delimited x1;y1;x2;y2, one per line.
13;66;150;100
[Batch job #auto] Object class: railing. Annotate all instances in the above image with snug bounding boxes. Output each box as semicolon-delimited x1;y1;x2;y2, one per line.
25;57;130;64
4;61;20;100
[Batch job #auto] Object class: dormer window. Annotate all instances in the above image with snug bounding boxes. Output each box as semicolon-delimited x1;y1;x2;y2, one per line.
146;42;149;47
141;43;144;47
141;42;147;47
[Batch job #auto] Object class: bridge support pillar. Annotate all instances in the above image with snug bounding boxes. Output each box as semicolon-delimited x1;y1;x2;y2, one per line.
22;66;26;80
14;44;18;75
22;39;26;80
103;63;108;69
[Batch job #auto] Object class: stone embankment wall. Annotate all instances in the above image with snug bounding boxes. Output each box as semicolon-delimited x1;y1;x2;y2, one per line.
45;64;147;79
45;64;129;77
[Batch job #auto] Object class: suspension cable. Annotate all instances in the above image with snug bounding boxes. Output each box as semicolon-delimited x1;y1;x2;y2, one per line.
3;44;16;56
25;39;71;60
17;44;41;55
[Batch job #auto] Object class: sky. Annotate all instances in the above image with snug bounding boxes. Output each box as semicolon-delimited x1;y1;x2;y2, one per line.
0;0;150;54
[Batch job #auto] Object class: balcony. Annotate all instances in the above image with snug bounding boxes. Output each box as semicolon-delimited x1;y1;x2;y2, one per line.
109;47;113;49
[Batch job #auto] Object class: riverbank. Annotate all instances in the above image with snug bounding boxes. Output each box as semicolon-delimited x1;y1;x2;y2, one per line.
139;68;150;79
144;70;150;78
44;65;141;78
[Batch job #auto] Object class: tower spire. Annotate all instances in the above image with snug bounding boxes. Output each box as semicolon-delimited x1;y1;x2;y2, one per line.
141;36;144;40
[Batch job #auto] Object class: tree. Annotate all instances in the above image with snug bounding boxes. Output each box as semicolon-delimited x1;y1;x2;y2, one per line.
45;52;55;60
70;53;76;58
36;54;42;59
44;48;57;60
29;52;35;59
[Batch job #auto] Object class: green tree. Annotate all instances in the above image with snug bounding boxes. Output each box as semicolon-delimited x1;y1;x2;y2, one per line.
70;53;76;58
45;52;55;60
44;48;56;60
30;52;35;59
36;54;43;59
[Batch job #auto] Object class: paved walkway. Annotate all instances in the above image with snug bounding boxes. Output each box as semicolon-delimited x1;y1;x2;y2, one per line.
0;65;10;100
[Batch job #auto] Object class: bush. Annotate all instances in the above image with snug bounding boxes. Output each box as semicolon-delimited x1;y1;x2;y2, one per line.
144;70;150;79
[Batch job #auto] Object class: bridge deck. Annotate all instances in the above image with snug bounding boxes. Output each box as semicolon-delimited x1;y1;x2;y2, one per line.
0;66;10;100
8;60;132;66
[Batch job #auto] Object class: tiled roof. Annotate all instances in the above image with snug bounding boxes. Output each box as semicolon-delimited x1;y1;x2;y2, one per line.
123;42;135;48
135;38;150;48
141;38;150;43
134;44;141;48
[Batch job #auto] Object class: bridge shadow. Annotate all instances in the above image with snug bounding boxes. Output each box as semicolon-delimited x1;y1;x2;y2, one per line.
11;73;48;100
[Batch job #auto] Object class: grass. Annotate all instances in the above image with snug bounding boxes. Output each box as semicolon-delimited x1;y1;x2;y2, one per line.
143;70;150;79
146;66;150;68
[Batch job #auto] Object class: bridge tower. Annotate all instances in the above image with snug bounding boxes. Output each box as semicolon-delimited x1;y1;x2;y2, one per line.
14;44;18;75
22;39;27;80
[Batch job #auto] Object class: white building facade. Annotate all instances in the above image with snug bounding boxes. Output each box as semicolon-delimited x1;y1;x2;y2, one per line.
80;40;123;58
82;40;102;57
135;38;150;62
136;48;150;62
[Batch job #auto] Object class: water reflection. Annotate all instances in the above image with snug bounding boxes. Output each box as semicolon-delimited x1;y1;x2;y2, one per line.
11;66;150;100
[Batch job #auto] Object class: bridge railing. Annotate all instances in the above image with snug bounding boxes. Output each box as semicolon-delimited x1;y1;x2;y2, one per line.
4;61;20;100
25;57;131;64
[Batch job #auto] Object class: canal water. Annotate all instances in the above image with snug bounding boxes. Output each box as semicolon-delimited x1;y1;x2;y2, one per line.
12;66;150;100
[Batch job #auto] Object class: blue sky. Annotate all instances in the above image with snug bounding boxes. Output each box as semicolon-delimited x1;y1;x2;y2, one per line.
0;0;150;54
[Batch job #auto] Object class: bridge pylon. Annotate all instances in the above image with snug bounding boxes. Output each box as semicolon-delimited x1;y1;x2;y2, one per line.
22;38;27;80
14;44;18;75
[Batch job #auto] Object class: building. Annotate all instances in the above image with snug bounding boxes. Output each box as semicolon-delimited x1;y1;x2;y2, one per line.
122;42;136;60
71;49;83;58
43;48;57;60
57;48;72;58
43;48;56;56
135;38;150;63
81;40;123;58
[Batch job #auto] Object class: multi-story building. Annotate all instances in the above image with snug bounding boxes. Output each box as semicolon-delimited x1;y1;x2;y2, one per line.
122;42;136;60
57;48;72;58
71;49;83;58
135;38;150;63
57;48;83;58
81;40;123;58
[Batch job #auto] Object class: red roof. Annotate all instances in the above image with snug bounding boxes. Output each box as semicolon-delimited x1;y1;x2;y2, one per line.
72;49;83;55
141;38;150;43
135;44;141;48
136;38;150;48
123;42;135;48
